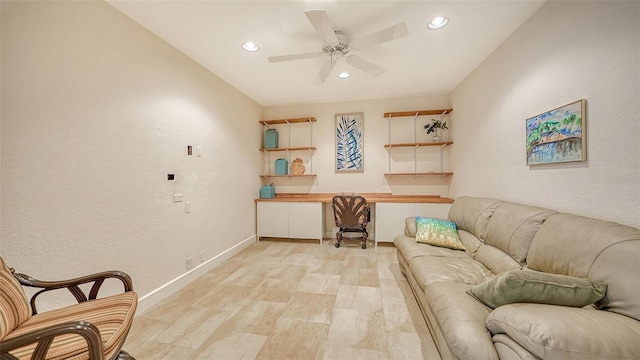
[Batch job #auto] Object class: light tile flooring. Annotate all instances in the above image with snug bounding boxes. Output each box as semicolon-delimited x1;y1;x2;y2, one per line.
124;239;439;359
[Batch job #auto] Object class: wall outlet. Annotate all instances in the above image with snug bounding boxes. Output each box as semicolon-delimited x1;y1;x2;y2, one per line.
186;256;194;270
199;250;205;263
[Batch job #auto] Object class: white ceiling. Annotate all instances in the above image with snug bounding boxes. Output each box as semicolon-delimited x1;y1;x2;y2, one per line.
107;1;545;107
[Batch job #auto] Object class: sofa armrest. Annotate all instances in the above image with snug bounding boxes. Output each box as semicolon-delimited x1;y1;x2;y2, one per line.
12;270;133;314
0;320;104;360
486;303;640;360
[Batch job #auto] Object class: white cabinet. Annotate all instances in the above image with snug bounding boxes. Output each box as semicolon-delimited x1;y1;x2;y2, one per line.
256;202;289;238
257;202;323;243
375;202;452;245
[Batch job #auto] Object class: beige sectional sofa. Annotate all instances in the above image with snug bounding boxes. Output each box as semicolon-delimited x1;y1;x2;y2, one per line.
394;196;640;360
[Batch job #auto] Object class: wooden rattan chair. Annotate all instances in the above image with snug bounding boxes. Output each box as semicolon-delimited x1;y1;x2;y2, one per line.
0;257;137;360
332;194;371;249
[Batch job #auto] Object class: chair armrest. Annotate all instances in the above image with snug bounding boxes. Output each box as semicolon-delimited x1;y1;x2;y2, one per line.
0;320;104;360
12;270;133;314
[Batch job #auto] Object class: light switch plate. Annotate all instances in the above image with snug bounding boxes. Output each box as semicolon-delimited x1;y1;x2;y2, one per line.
173;194;183;203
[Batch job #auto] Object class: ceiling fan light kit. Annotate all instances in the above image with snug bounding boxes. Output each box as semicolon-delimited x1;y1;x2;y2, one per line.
268;9;409;85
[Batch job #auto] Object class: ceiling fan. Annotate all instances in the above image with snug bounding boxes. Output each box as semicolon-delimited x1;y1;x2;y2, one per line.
268;10;409;85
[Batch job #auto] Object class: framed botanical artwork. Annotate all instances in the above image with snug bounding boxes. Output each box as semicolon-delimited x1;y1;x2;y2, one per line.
526;99;586;165
336;112;364;172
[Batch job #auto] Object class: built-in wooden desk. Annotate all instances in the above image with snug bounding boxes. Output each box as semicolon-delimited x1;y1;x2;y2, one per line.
256;192;453;203
256;193;454;245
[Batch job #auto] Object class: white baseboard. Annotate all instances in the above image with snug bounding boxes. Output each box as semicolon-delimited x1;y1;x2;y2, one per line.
135;234;256;315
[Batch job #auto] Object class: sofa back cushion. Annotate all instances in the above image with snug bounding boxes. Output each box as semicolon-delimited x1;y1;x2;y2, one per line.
475;245;522;275
527;213;640;320
0;257;31;339
448;196;502;241
484;202;556;265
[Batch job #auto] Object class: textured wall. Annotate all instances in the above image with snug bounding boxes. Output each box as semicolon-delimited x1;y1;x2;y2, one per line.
449;1;639;227
1;1;262;306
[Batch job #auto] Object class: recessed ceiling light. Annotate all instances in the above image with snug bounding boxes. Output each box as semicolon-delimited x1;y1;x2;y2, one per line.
241;42;259;52
427;16;449;30
337;72;351;79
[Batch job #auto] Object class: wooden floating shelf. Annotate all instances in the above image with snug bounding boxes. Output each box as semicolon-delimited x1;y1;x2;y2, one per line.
260;146;317;152
384;142;453;148
383;109;453;118
384;172;453;176
259;174;317;178
260;117;316;125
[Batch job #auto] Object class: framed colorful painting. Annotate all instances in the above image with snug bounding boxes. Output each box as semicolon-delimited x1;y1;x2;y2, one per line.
526;99;586;165
336;112;364;172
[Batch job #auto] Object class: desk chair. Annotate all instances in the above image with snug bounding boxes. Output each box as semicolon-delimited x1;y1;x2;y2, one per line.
332;194;371;249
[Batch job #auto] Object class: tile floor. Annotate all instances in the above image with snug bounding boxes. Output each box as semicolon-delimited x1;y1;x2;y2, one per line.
124;239;439;359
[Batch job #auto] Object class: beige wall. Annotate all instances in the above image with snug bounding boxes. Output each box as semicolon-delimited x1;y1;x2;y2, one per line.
449;1;639;227
1;1;262;310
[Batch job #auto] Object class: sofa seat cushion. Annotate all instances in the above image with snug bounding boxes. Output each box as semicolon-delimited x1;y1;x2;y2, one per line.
5;292;137;360
486;303;640;360
409;254;494;289
424;281;499;360
394;235;470;261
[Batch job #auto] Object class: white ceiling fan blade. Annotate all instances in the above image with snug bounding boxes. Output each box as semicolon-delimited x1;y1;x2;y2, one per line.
268;52;324;63
313;59;335;85
350;22;409;51
346;55;385;77
305;9;339;45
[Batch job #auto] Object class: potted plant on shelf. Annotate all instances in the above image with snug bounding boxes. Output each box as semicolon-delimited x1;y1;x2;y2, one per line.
424;118;448;142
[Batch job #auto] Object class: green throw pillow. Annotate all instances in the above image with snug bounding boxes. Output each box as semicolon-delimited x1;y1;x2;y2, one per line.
415;217;466;251
467;270;607;309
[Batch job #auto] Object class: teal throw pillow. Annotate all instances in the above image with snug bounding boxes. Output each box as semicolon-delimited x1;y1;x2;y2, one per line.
415;217;465;251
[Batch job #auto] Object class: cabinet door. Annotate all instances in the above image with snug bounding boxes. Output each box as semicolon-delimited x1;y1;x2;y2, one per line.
375;203;415;244
257;202;289;238
288;202;323;240
414;203;452;220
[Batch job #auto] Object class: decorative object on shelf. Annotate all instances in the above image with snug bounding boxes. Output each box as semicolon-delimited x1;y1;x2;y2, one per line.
290;158;305;175
260;184;276;199
275;158;289;175
264;128;279;149
424;118;448;142
259;117;316;179
526;99;586;165
336;112;364;172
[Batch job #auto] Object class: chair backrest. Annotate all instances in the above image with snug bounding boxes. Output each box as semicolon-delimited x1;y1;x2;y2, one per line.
332;194;370;229
0;257;31;340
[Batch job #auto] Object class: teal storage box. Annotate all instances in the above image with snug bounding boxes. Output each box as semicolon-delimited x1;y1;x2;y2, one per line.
260;184;275;199
275;158;288;175
264;129;279;149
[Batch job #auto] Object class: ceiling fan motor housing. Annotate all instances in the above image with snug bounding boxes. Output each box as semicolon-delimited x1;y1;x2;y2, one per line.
322;31;350;54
